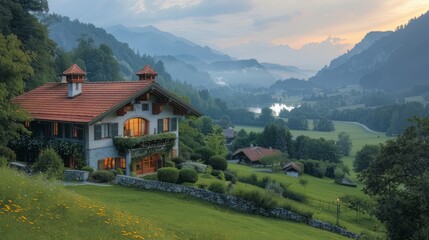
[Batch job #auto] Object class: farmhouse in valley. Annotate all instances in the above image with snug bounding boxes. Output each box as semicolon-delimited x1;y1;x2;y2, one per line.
12;64;201;175
232;146;280;165
282;161;302;177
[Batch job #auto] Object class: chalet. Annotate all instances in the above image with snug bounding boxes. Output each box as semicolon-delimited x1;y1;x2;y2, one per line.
232;146;280;165
12;64;201;175
282;161;302;177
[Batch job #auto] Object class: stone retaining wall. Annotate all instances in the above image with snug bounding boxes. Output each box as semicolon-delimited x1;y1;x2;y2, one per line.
115;175;359;239
64;170;89;181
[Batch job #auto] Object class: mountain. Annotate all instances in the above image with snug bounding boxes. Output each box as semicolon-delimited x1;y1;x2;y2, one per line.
107;25;278;87
310;11;429;93
261;62;316;80
309;31;392;87
106;25;231;63
154;55;216;89
204;59;276;86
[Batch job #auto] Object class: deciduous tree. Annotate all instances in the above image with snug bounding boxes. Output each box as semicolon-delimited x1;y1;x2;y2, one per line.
360;118;429;239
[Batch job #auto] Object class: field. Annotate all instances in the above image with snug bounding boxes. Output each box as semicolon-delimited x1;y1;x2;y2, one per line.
237;120;392;179
69;185;349;240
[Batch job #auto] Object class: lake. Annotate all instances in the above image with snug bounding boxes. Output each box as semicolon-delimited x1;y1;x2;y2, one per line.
248;103;297;116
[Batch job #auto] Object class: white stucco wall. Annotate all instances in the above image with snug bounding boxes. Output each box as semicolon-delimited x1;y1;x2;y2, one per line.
86;95;180;160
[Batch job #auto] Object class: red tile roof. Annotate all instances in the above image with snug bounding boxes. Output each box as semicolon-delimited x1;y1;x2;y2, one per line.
63;64;86;75
13;81;201;124
233;146;281;162
136;65;158;76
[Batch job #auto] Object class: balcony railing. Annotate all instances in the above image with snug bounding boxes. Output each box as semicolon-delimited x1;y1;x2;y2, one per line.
113;132;176;153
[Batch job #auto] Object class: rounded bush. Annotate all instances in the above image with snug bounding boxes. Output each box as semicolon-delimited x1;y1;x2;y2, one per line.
178;168;198;183
164;160;175;168
195;147;215;163
171;156;186;165
115;168;124;175
190;153;202;161
81;166;94;173
91;170;115;183
209;155;228;171
224;170;237;184
33;148;64;179
211;169;221;177
157;167;179;183
208;182;226;194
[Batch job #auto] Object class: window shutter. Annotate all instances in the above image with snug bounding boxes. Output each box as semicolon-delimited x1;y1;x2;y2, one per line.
171;118;177;131
157;119;163;134
110;123;118;137
94;125;102;140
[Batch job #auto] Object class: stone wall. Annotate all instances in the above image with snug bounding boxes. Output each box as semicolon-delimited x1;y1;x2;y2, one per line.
116;175;359;239
64;169;89;181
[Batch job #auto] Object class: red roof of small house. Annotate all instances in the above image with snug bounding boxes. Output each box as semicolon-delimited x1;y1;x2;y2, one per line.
136;65;158;76
13;81;201;124
232;146;281;162
282;162;302;173
63;64;86;75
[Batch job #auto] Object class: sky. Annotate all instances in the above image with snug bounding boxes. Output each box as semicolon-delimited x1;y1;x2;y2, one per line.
49;0;429;70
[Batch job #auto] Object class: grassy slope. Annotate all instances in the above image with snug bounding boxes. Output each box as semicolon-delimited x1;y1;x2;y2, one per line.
68;185;348;240
0;168;168;240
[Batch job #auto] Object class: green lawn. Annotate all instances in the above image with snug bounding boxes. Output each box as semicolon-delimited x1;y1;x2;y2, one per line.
68;185;348;240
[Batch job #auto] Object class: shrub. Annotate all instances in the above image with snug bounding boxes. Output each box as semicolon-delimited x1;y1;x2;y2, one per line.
190;153;202;161
224;170;237;184
164;160;175;168
81;166;94;173
205;165;212;175
197;183;208;189
131;171;137;177
208;182;226;194
0;146;16;161
280;183;307;203
115;168;124;175
208;155;228;171
179;161;208;173
171;156;186;165
195;147;215;163
265;180;283;195
33;148;64;179
142;174;158;181
233;189;277;209
157;167;179;183
178;168;198;183
217;171;225;181
211;169;221;177
0;156;8;167
91;170;115;183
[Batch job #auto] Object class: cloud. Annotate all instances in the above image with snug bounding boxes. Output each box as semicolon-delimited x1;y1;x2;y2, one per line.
253;13;296;30
132;0;253;22
224;37;351;70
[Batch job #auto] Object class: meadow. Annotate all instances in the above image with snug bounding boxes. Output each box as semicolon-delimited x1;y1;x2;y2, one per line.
237;120;392;179
0;167;348;240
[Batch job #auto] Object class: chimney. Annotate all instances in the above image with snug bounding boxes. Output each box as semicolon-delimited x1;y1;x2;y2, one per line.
136;64;158;82
62;64;86;98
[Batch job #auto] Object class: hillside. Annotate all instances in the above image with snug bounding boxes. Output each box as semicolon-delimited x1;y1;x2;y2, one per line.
0;167;349;240
310;10;429;92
